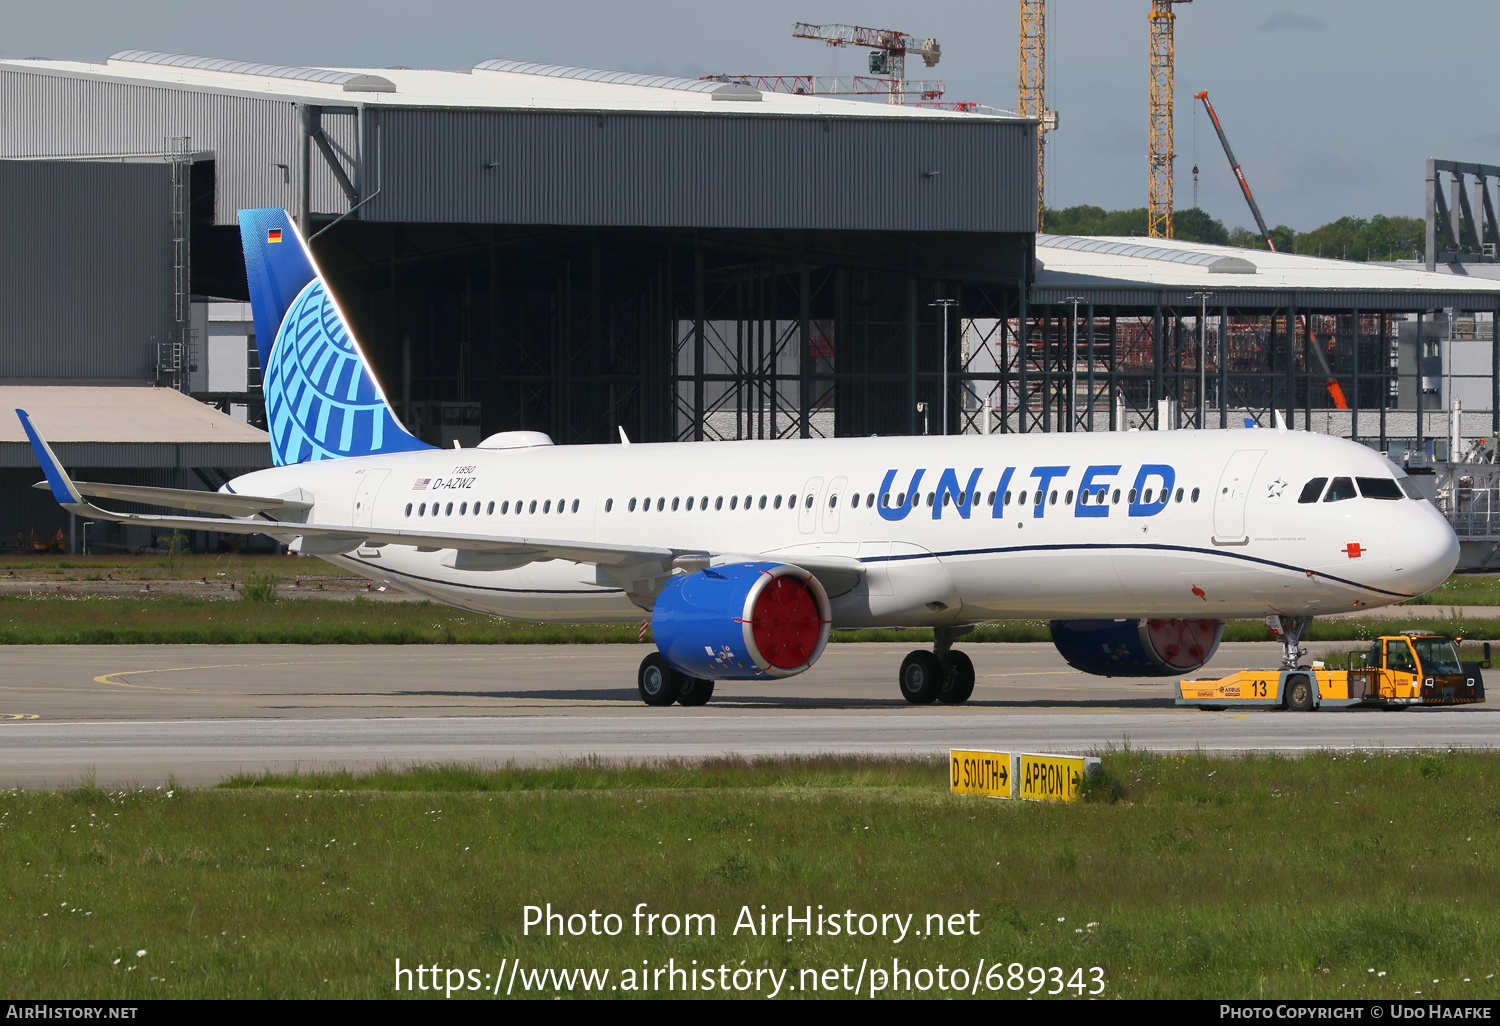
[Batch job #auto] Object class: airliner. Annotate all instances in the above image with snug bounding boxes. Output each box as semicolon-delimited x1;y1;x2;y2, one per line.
17;209;1460;706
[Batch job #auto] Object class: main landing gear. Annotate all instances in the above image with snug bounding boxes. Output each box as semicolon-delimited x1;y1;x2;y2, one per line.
637;652;716;707
899;626;976;705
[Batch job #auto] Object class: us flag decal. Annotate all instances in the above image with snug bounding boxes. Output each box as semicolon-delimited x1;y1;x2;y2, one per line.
412;478;430;490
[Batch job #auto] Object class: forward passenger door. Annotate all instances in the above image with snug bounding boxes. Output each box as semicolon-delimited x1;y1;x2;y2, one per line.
1212;450;1264;545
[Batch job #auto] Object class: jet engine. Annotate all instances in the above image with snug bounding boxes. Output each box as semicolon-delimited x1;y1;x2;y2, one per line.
651;562;831;680
1049;618;1224;677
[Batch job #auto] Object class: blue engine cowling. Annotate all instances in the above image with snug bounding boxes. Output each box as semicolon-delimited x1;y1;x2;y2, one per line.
1049;618;1225;677
652;562;832;680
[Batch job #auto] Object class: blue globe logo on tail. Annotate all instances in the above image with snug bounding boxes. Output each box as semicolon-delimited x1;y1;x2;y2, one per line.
264;278;425;464
240;207;430;466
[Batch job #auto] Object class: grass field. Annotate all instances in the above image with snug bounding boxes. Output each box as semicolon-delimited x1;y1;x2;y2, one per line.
1;752;1496;1000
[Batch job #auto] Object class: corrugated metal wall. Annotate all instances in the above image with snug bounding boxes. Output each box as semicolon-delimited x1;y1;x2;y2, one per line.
0;65;1034;232
0;66;339;222
0;160;176;381
370;107;1035;232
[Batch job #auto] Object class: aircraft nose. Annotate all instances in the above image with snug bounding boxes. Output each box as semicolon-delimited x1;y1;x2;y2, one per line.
1390;501;1460;596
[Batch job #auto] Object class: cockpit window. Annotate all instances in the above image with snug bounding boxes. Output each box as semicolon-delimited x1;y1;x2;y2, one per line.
1298;478;1328;503
1397;477;1424;500
1323;477;1356;502
1356;477;1404;500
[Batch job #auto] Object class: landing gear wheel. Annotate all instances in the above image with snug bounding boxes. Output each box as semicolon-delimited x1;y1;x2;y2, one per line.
899;650;944;705
676;675;715;706
638;653;682;707
937;650;976;704
1284;674;1314;712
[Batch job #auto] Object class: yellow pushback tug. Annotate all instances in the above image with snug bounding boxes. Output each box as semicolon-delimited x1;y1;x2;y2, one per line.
1177;629;1486;711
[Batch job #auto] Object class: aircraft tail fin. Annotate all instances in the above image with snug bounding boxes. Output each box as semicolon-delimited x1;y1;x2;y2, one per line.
238;209;431;466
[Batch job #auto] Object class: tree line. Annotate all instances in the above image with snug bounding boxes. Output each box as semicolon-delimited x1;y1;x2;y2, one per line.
1042;205;1425;262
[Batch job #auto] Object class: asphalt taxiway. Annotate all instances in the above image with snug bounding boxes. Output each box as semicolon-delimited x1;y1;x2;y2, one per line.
1;642;1494;786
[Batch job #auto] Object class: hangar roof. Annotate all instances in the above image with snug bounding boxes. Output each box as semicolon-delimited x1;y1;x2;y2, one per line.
0;386;265;444
0;386;269;469
0;51;1016;121
1032;234;1500;309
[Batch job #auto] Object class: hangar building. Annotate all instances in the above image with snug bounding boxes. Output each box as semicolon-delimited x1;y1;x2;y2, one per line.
6;50;1500;557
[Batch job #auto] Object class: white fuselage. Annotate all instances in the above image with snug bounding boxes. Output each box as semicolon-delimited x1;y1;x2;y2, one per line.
226;429;1459;626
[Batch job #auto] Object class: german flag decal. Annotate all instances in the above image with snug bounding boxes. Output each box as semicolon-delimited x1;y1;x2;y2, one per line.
267;229;283;243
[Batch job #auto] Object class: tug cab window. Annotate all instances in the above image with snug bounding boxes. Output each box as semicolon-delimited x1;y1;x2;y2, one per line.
1411;636;1461;675
1385;639;1418;675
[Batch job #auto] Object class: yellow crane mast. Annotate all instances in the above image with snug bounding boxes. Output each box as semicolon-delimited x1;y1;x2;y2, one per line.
1147;0;1191;238
1018;0;1046;231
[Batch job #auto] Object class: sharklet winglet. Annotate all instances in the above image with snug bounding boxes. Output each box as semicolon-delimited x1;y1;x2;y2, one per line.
15;410;83;506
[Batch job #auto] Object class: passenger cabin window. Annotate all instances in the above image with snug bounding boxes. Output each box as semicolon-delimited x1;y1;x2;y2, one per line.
1356;477;1404;500
605;499;613;512
1298;478;1327;503
1323;477;1356;502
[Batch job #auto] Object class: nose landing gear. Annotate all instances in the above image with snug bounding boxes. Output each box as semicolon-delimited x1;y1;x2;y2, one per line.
1275;615;1312;670
899;626;976;705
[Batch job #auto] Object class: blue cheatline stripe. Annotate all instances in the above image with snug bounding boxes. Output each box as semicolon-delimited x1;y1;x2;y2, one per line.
860;541;1415;600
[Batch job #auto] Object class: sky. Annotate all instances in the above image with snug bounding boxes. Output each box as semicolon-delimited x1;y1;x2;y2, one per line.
6;0;1498;233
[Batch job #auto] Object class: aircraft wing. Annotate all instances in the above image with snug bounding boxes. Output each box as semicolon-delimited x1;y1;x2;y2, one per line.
16;409;864;596
31;479;313;518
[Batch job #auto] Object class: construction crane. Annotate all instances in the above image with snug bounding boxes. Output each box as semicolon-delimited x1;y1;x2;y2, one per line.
706;75;945;101
1194;93;1345;409
1147;0;1192;238
1194;90;1275;252
792;22;941;105
1018;0;1051;231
